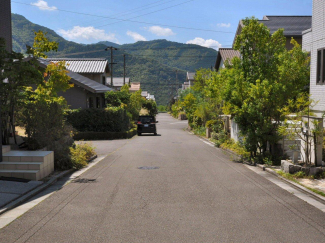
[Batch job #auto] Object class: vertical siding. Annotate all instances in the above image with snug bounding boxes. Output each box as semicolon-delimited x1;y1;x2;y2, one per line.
310;0;325;113
0;0;12;52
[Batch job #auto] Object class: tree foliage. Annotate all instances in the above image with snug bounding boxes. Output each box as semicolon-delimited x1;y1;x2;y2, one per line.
222;17;310;159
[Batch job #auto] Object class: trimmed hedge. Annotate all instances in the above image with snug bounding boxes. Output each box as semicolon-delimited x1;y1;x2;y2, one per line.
73;128;137;140
65;107;130;133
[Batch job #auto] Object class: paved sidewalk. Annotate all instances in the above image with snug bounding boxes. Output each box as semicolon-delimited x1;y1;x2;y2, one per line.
0;180;43;208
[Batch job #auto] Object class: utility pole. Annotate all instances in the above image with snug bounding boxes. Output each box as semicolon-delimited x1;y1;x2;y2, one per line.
105;46;118;87
123;54;126;85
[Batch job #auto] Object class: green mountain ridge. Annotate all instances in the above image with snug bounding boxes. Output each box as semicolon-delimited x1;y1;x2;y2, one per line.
11;13;217;105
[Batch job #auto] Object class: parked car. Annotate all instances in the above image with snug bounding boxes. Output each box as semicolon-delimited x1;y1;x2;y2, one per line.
136;116;158;136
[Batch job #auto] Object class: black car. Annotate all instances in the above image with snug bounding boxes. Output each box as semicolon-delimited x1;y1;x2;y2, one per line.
136;116;158;136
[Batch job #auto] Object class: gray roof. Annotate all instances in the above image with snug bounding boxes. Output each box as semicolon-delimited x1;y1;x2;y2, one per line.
38;59;112;93
259;16;312;37
215;48;240;71
108;77;130;87
46;58;109;73
186;72;195;81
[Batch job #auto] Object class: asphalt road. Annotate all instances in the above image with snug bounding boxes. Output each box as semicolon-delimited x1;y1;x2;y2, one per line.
1;113;325;242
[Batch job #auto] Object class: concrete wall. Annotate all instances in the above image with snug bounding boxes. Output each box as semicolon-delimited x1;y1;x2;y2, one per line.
230;118;241;142
0;0;12;52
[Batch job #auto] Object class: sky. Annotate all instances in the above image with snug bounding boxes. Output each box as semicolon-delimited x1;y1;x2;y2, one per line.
11;0;313;49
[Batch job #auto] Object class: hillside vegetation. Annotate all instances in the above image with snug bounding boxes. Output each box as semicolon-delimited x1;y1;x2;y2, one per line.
12;13;217;105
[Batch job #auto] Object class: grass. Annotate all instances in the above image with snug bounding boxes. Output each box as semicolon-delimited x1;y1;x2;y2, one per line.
276;170;325;197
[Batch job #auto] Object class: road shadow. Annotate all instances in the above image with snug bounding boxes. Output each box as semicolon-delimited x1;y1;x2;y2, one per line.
138;134;161;136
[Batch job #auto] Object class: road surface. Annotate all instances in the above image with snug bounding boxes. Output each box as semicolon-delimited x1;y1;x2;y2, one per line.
1;113;325;242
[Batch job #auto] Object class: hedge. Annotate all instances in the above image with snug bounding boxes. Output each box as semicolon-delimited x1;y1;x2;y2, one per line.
65;107;130;133
73;128;137;140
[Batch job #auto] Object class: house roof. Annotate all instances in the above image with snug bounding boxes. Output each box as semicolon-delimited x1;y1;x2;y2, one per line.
108;77;130;87
215;48;240;71
38;59;112;93
186;72;195;81
259;16;312;36
46;58;109;74
233;16;312;47
130;82;141;91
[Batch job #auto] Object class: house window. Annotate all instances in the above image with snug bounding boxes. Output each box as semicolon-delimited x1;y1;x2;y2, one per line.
102;76;106;85
89;97;93;108
316;48;325;84
96;97;100;108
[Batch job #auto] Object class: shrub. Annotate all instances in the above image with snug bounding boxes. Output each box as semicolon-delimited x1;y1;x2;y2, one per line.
69;142;96;169
65;107;130;132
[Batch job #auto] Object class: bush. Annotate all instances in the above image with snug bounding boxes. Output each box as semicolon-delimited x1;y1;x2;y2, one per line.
69;142;96;169
65;107;130;132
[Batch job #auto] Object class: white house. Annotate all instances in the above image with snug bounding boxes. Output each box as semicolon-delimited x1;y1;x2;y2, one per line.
302;0;325;119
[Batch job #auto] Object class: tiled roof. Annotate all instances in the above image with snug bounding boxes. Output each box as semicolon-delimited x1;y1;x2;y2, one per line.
259;16;312;36
215;48;240;71
187;72;195;81
38;59;112;93
47;58;109;73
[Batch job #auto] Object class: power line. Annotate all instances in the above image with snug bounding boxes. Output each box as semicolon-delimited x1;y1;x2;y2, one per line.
77;0;179;29
95;0;195;28
12;1;235;34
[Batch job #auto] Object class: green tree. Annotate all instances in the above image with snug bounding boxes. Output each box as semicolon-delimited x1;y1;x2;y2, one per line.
222;17;310;160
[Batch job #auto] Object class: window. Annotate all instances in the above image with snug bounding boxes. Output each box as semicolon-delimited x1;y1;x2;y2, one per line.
88;97;93;108
102;76;106;85
316;48;325;84
96;97;100;108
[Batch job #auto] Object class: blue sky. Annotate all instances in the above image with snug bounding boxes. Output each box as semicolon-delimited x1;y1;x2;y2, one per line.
11;0;312;49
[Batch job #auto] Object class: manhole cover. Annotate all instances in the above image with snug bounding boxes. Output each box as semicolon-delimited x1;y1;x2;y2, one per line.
138;166;160;170
72;178;96;183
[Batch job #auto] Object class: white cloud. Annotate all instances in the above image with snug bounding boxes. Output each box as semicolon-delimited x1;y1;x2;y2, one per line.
57;26;118;44
31;0;57;11
217;23;231;28
127;31;146;42
186;37;222;50
146;26;175;36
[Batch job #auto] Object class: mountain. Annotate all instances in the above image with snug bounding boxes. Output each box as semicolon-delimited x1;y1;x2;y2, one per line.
11;13;217;105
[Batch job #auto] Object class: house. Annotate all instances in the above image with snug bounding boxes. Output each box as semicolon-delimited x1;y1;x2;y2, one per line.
147;94;155;101
107;77;131;90
141;91;148;98
39;59;112;109
215;48;240;72
216;16;312;72
0;0;12;52
47;58;110;86
182;82;190;90
234;16;312;49
187;72;195;88
302;0;325;119
129;82;141;93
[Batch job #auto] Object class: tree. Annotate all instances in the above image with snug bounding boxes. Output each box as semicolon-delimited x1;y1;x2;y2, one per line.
222;17;310;161
0;37;43;144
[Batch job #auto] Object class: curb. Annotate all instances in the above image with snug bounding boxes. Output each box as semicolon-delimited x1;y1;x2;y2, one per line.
0;169;73;215
256;164;325;204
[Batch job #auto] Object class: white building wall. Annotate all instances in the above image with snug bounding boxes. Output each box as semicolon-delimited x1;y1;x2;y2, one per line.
309;0;325;116
302;29;312;52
